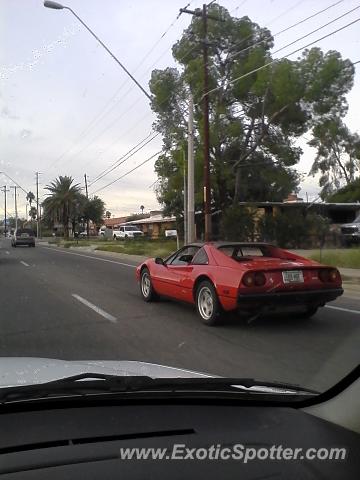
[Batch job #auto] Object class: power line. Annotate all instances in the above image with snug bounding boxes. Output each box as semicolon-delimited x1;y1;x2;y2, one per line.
43;1;194;174
89;132;161;187
204;15;360;98
228;0;347;60
265;0;304;26
83;1;357;191
91;151;162;195
0;172;29;195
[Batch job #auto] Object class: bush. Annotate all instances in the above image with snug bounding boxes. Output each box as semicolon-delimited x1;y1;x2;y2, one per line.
221;206;256;241
258;211;330;248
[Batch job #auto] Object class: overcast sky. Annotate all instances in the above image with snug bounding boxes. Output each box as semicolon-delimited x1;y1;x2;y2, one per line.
1;0;359;218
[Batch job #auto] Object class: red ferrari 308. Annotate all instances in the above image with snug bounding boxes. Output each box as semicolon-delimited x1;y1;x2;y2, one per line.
136;243;343;325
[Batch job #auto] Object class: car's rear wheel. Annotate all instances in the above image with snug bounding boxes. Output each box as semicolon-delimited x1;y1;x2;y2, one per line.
295;306;319;319
140;268;158;302
196;280;222;326
113;235;117;241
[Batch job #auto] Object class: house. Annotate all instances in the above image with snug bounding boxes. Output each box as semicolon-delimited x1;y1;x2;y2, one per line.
103;216;129;229
125;211;176;239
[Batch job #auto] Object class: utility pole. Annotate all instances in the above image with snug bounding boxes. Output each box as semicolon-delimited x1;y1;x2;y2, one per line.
179;4;221;241
35;172;40;238
2;186;9;236
84;173;90;238
202;3;211;241
10;186;18;231
183;150;188;244
187;93;195;243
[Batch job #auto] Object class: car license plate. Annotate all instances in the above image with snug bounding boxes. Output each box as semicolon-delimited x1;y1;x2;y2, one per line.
21;233;29;238
282;270;304;284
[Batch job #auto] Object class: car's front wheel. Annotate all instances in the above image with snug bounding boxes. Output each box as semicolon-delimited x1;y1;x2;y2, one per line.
196;280;222;326
140;268;158;302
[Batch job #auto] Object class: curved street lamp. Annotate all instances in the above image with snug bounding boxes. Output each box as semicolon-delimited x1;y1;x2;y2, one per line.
43;1;152;101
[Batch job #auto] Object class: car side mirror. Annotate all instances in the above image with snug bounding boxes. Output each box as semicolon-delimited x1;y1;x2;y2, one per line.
155;257;165;265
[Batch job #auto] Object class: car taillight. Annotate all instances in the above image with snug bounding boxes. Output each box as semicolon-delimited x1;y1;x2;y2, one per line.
254;272;266;286
242;272;266;287
318;268;339;283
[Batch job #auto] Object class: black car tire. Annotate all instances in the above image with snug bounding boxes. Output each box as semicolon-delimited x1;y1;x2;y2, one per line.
295;306;319;319
140;268;158;302
195;280;222;326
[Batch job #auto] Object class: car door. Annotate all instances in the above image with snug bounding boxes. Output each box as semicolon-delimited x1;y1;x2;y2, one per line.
155;246;200;301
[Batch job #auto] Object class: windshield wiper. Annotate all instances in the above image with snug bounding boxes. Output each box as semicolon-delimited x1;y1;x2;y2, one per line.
0;373;318;404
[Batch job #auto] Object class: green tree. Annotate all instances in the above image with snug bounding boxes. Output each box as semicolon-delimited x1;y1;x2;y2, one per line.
42;176;81;239
327;178;360;202
309;117;360;199
221;206;256;241
26;191;35;206
105;210;111;219
149;4;354;219
84;196;105;226
29;206;37;220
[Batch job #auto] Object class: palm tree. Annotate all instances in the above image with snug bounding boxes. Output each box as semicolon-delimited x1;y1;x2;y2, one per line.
105;210;111;219
43;176;81;239
140;205;145;214
26;191;35;206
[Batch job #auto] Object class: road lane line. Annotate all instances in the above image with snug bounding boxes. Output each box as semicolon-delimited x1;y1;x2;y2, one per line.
20;261;30;267
325;305;360;315
40;246;136;268
72;294;117;323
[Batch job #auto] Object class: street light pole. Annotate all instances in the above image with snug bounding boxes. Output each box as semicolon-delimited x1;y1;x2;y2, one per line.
43;1;152;101
2;186;9;236
10;186;18;231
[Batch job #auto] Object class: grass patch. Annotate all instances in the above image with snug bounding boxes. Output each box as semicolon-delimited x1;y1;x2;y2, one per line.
309;248;360;269
96;239;178;258
63;240;92;248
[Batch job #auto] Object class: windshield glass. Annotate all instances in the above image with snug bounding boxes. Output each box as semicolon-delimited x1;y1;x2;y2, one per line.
0;0;359;398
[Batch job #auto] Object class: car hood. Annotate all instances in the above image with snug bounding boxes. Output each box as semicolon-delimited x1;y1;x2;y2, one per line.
0;357;213;388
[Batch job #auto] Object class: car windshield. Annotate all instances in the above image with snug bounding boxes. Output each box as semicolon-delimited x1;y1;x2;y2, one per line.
16;229;34;236
0;0;359;401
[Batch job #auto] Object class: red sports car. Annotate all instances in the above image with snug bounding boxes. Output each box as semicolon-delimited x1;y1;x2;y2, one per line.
136;243;343;325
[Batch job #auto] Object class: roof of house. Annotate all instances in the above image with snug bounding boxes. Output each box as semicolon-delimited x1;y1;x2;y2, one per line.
104;217;129;227
125;214;176;225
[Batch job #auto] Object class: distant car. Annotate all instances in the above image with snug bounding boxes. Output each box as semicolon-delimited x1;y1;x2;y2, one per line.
113;225;144;240
11;228;36;247
340;213;360;246
79;231;88;238
136;242;343;325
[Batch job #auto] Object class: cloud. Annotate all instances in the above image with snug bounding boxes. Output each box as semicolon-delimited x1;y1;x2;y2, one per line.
19;129;32;139
1;106;19;120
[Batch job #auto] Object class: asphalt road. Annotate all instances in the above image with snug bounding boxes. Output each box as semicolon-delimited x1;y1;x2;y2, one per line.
0;238;359;392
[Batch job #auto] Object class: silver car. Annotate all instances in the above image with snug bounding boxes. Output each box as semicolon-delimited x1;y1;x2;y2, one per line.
11;228;36;247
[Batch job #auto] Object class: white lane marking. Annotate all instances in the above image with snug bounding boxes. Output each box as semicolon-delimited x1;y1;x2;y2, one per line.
5;251;10;255
41;246;136;268
20;261;30;267
72;294;117;323
325;305;360;315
